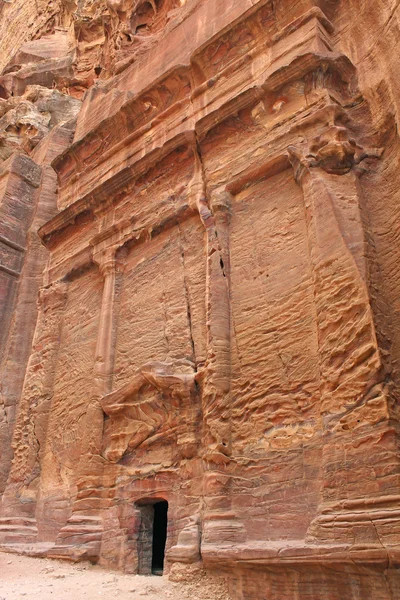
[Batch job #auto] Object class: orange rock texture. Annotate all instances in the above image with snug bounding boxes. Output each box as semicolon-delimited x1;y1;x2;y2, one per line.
1;1;400;598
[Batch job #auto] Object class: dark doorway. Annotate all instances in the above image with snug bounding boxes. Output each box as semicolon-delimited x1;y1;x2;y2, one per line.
136;498;168;575
151;500;168;574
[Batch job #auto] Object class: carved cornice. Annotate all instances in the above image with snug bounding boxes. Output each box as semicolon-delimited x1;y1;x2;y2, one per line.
47;4;356;225
54;5;336;189
39;99;353;252
38;130;196;246
40;104;375;284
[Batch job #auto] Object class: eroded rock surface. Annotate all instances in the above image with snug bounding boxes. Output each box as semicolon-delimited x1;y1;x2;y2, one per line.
1;1;400;599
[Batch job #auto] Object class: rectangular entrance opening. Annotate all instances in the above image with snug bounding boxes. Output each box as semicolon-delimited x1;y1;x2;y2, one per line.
136;499;168;575
151;500;168;575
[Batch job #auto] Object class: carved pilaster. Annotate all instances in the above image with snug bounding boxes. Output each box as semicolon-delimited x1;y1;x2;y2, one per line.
63;247;123;544
205;188;232;456
189;150;233;463
93;251;121;396
82;248;122;459
1;282;68;516
288;126;395;544
287;126;384;418
189;148;245;549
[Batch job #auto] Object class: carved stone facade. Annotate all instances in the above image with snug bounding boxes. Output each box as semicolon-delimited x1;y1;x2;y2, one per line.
1;1;400;598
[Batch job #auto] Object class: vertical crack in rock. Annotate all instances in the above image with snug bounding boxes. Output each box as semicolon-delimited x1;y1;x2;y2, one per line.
178;229;197;368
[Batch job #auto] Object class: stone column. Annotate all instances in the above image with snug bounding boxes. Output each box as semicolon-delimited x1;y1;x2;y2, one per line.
58;247;123;559
82;247;122;460
189;149;246;553
203;188;232;460
288;126;398;545
188;151;232;461
94;252;120;395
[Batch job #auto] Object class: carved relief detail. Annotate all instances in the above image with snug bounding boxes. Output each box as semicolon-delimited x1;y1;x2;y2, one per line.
37;281;68;312
287;125;383;180
100;359;197;462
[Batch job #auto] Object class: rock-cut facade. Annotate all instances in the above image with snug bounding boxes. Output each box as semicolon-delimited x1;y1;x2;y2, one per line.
0;0;400;598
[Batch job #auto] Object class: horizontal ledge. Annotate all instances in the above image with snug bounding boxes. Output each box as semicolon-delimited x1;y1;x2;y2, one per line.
53;44;355;210
54;5;336;177
39;130;196;245
0;263;20;278
201;541;400;567
0;234;25;253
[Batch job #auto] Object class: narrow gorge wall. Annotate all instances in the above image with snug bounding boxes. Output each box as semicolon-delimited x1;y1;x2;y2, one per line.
1;1;400;598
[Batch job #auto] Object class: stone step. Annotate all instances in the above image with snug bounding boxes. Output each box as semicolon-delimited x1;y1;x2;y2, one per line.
47;541;101;563
0;542;53;557
60;524;102;533
67;515;102;524
0;517;37;544
56;532;102;545
0;517;36;527
55;514;103;547
71;498;114;512
0;531;37;544
0;525;37;532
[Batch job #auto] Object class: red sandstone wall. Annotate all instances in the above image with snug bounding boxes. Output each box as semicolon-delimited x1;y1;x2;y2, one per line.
1;1;400;599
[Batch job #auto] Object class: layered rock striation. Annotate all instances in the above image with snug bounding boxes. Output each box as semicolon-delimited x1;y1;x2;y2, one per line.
1;1;400;598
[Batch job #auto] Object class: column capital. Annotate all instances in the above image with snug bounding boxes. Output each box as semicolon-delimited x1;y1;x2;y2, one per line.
92;247;122;277
287;126;383;183
210;189;232;216
37;281;68;311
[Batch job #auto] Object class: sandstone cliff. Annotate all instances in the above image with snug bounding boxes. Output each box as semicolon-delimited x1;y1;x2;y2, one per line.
1;1;400;599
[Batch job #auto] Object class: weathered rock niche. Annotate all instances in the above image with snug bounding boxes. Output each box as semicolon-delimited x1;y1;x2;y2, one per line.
1;1;400;598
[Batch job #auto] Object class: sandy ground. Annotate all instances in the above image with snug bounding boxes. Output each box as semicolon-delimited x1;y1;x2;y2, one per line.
0;552;231;600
